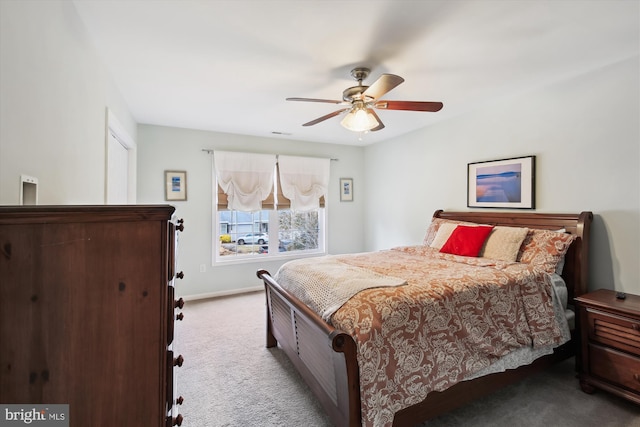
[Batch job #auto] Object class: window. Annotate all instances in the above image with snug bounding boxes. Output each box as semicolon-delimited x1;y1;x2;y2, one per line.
213;151;328;263
216;208;325;261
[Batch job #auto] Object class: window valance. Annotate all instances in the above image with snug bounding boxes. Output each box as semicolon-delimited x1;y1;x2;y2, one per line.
278;155;330;211
214;151;276;211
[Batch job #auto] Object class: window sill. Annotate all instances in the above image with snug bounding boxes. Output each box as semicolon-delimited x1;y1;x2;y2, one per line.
213;249;327;266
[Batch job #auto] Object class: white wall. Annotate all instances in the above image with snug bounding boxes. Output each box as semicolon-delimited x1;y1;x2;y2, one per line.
0;0;135;205
364;57;640;294
136;125;365;298
3;0;638;298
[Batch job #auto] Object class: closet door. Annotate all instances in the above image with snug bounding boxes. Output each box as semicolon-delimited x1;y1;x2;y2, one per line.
106;130;129;204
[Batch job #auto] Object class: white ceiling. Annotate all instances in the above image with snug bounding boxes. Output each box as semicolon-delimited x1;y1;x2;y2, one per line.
72;0;638;146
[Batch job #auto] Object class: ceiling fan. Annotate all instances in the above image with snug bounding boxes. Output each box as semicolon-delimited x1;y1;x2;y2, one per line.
287;67;443;133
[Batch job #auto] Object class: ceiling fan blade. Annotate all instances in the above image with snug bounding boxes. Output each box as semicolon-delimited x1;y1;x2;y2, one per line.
287;97;343;104
362;74;404;100
369;110;385;132
374;100;443;112
302;108;349;127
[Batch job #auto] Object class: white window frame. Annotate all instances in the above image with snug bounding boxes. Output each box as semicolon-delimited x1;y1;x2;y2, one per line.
213;178;327;266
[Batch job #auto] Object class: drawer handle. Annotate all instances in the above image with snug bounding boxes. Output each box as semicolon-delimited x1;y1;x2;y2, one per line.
176;271;184;280
176;312;184;321
172;414;183;426
173;354;184;367
175;298;185;309
176;396;184;405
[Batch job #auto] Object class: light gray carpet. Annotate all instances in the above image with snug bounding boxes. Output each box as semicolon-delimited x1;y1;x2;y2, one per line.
174;291;640;427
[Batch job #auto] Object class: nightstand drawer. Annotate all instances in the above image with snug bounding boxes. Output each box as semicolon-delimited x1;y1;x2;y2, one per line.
589;344;640;394
586;308;640;356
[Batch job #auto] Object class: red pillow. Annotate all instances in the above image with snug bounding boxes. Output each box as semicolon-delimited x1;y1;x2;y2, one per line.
440;225;495;257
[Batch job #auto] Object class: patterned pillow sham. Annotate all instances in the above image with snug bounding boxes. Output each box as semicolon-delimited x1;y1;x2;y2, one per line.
517;229;577;274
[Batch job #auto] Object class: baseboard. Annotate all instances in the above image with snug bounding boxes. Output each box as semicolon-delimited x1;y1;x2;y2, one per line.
180;286;264;301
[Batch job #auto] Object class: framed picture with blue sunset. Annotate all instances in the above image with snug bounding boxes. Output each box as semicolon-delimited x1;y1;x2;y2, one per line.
467;155;535;209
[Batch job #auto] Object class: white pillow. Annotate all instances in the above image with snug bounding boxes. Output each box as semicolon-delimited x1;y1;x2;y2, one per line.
429;222;459;249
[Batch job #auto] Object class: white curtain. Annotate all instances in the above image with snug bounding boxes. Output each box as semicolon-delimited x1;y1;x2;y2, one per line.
278;155;330;211
214;151;276;211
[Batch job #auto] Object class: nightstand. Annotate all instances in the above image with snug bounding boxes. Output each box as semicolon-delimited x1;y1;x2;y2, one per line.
575;289;640;405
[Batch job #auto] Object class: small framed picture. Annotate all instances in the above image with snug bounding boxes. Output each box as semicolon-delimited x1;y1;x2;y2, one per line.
165;170;187;201
467;156;535;209
340;178;353;202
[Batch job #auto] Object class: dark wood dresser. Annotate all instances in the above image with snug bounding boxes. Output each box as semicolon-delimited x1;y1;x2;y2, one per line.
575;289;640;405
0;205;185;426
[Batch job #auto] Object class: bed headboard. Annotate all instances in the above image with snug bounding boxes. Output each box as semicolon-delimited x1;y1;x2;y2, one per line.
432;210;593;303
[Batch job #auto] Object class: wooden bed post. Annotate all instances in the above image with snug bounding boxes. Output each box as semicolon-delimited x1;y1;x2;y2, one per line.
257;269;278;348
574;211;592;298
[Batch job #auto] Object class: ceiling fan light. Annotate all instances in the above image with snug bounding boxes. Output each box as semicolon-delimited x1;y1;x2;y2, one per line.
340;108;379;132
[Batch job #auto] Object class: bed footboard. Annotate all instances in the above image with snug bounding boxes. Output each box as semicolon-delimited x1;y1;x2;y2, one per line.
257;269;361;427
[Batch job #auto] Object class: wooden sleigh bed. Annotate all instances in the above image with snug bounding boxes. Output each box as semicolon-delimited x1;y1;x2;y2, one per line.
257;210;593;427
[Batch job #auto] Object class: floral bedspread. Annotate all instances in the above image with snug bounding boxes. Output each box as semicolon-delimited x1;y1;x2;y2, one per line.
277;246;565;427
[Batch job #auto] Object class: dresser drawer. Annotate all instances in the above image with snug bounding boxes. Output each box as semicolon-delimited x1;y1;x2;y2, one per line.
586;308;640;356
589;344;640;394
